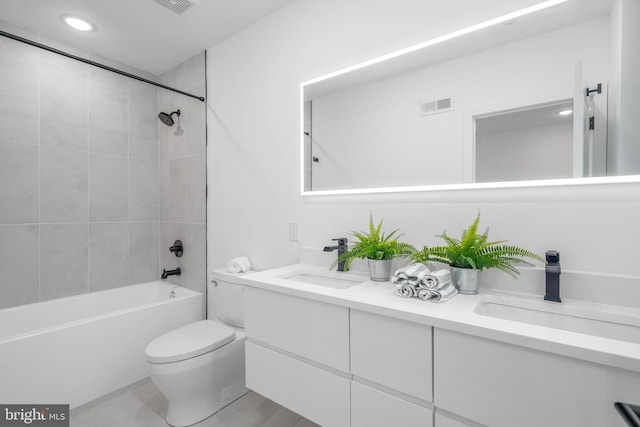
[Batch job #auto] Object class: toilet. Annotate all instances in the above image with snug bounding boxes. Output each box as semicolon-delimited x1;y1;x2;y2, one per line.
145;271;249;427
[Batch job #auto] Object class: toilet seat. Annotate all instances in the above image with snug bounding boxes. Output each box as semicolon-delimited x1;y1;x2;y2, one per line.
146;320;235;364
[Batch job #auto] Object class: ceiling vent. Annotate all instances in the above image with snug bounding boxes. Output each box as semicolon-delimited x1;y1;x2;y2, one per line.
421;97;454;116
152;0;199;15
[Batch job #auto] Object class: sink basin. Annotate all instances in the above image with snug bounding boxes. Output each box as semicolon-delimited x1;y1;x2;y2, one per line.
475;295;640;344
280;271;366;289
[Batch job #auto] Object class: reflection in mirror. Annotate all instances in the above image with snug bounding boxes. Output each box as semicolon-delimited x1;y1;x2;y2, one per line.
475;100;575;183
302;0;640;194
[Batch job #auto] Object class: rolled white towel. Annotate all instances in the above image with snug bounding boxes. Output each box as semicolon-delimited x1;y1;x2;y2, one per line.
417;288;435;301
391;273;409;284
392;263;429;284
419;269;452;289
226;257;251;273
428;281;458;303
396;283;418;298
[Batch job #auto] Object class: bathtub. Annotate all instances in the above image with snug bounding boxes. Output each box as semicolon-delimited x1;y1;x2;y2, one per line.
0;281;202;408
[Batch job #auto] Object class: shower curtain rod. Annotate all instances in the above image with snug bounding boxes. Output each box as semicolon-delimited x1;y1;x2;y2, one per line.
0;29;205;102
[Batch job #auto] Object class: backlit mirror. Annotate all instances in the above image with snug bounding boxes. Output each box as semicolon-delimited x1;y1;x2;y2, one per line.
301;0;640;194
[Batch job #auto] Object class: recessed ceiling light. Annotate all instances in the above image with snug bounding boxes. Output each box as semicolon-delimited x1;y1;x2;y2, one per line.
62;15;94;32
557;109;573;116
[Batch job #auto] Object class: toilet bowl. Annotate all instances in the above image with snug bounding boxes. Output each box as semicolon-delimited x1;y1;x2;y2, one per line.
145;271;249;427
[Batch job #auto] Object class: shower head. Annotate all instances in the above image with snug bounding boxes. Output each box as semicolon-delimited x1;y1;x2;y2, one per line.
158;109;181;126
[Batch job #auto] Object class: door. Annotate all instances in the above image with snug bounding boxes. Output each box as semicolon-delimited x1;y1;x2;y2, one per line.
573;60;608;177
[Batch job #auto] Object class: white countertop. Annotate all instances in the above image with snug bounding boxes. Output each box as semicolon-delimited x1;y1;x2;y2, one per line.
212;264;640;373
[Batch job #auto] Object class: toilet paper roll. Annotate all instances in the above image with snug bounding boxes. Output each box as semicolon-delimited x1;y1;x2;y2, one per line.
226;257;251;273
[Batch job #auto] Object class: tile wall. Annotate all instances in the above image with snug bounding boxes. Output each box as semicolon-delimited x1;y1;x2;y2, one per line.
158;52;208;297
0;21;207;309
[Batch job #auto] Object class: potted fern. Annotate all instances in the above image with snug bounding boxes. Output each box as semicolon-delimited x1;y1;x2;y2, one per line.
333;213;415;281
413;212;543;294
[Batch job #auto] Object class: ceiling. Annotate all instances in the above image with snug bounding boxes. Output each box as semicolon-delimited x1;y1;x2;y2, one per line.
0;0;295;74
476;100;575;135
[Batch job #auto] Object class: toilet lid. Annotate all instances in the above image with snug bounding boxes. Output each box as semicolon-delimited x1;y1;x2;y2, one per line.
145;320;235;363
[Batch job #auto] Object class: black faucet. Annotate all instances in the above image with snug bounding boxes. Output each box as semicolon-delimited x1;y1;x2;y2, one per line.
161;268;181;279
324;238;348;271
544;250;561;302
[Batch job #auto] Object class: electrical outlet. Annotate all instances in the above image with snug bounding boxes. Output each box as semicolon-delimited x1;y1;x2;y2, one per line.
288;222;299;242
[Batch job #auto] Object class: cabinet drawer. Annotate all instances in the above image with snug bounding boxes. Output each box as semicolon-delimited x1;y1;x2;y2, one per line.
352;381;433;427
245;341;350;427
245;287;349;372
351;310;432;401
434;328;640;427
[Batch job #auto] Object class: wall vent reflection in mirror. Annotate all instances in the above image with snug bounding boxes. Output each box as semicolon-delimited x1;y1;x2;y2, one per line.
421;97;453;115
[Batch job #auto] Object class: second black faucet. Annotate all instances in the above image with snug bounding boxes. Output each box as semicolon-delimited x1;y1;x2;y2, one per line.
544;250;561;303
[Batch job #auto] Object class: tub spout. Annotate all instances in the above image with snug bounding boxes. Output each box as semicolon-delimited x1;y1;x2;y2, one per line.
161;268;181;279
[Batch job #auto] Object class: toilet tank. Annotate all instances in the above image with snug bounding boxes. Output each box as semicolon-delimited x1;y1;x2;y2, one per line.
208;270;249;328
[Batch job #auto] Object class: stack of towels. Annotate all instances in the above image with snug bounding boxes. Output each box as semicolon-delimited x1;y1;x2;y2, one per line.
226;256;251;273
392;263;458;303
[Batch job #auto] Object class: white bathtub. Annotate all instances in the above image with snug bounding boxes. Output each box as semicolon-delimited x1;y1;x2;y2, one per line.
0;281;202;408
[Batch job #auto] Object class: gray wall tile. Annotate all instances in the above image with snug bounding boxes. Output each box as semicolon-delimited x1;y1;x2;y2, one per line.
0;141;38;223
130;222;159;284
159;63;186;92
183;52;206;89
129;66;159;100
89;223;129;291
182;223;206;294
130;94;159;160
0;55;39;144
159;160;170;221
186;154;206;224
0;21;39;64
184;84;207;157
130;159;159;221
39;37;88;77
89;83;128;156
90;153;128;222
169;158;187;222
0;35;206;310
88;54;128;91
40;147;88;223
159;222;205;293
161;96;187;160
40;67;88;150
0;224;39;308
159;222;184;286
40;223;88;301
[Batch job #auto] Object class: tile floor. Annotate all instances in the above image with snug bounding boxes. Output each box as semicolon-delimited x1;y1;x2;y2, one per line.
70;378;320;427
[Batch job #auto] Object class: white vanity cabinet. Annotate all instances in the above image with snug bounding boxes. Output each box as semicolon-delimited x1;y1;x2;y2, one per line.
350;310;433;427
243;277;640;427
244;287;351;427
434;328;640;427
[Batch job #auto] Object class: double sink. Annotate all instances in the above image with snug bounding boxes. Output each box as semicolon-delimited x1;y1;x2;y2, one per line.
277;266;640;345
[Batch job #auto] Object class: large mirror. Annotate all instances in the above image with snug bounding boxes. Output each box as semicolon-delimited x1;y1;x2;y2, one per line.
301;0;640;193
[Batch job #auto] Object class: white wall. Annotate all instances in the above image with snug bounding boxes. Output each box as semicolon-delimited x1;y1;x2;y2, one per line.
311;18;608;190
476;122;573;182
206;0;640;306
